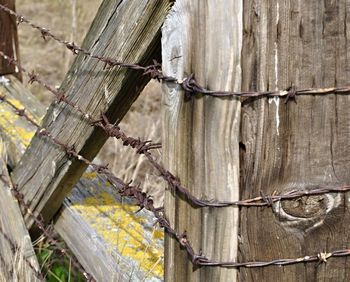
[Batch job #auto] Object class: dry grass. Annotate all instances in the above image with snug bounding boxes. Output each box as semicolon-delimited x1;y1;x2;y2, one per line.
16;0;164;204
17;0;102;105
96;80;164;208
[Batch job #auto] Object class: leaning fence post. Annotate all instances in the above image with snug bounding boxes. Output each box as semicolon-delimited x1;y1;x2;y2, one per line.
0;0;21;80
162;1;242;281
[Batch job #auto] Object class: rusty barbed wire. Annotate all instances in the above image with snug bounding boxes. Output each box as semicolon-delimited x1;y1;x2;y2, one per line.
2;3;350;102
193;248;350;267
2;4;350;270
0;223;44;281
95;115;350;207
0;51;240;209
3;51;350;210
0;52;91;121
0;175;95;281
11;188;95;281
2;88;350;269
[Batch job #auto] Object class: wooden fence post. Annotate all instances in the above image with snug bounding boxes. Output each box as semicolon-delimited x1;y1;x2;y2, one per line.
0;0;21;80
162;1;242;281
239;1;350;281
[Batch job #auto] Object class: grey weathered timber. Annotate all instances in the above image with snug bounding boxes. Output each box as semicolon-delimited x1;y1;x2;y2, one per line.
0;0;21;80
162;1;242;281
12;0;172;229
0;75;164;281
0;137;41;281
240;1;350;281
55;172;164;282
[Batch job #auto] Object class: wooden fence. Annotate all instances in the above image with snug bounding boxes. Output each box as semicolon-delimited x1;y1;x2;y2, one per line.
1;0;350;281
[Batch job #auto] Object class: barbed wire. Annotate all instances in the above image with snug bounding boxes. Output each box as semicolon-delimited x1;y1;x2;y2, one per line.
4;51;350;209
0;175;95;281
1;3;350;102
0;51;249;208
2;88;350;269
0;223;44;281
2;2;350;271
194;248;350;267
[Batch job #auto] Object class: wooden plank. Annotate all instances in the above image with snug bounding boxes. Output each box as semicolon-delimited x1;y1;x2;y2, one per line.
0;136;41;281
55;171;164;282
162;1;242;281
0;0;21;80
12;0;172;229
240;1;350;281
0;74;164;281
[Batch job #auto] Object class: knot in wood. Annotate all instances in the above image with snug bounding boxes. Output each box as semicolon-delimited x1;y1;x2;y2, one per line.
281;195;327;218
272;184;342;233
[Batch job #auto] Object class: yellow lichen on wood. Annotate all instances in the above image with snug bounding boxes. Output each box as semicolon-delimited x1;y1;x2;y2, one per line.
72;192;164;278
0;80;45;166
82;171;98;181
0;99;36;147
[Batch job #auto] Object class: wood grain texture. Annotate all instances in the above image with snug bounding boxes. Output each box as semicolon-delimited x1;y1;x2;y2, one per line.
12;0;172;229
0;75;164;281
240;1;350;281
0;136;41;281
162;1;242;281
0;0;21;80
55;171;164;282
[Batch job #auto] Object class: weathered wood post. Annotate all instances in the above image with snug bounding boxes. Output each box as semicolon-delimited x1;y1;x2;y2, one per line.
162;1;242;281
240;1;350;281
0;0;21;80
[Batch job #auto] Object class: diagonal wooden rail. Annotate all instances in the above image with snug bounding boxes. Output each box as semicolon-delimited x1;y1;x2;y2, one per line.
11;0;172;230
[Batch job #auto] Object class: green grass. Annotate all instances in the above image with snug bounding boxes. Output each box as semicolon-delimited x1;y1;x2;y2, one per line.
35;237;85;282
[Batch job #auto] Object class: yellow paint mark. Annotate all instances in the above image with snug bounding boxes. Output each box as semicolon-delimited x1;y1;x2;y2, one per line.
152;230;164;241
82;171;98;181
0;104;36;147
0;91;43;148
72;192;164;278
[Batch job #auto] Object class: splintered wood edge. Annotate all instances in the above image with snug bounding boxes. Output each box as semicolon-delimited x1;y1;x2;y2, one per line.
0;75;164;281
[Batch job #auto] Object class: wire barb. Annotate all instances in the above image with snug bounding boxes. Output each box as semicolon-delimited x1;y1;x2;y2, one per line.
1;3;350;271
2;3;350;102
